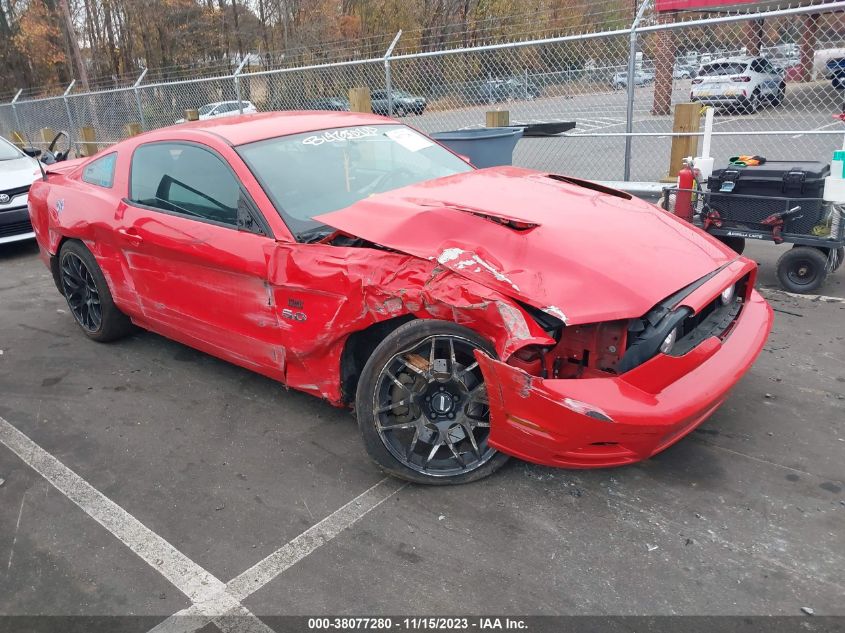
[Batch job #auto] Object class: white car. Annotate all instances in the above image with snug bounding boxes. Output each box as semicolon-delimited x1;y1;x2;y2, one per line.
690;56;785;113
175;100;257;123
0;137;41;245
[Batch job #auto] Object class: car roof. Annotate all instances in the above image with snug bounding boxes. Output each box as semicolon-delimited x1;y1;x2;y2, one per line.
703;56;756;65
154;111;392;146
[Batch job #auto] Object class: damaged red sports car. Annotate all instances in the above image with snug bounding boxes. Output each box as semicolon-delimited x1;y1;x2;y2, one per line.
28;112;773;484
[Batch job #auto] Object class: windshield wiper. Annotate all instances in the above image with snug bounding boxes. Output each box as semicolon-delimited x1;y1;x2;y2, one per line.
296;226;335;243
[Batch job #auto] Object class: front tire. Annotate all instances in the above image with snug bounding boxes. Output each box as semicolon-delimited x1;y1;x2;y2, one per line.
355;320;510;485
770;83;786;106
776;246;828;294
59;240;133;342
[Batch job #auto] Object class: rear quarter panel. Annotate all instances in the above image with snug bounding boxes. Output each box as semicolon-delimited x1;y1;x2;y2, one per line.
29;161;141;318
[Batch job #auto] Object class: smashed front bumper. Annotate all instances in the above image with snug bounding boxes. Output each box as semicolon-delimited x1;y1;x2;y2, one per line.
477;289;772;468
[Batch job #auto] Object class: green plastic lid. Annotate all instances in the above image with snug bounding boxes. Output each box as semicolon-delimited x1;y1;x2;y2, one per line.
834;150;845;161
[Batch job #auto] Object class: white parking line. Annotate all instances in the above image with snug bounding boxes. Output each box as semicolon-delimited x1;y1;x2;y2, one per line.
791;119;842;139
0;415;226;604
151;478;407;633
0;415;406;633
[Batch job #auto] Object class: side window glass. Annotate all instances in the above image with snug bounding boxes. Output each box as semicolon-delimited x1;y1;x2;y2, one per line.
130;143;240;226
82;153;117;188
750;60;763;73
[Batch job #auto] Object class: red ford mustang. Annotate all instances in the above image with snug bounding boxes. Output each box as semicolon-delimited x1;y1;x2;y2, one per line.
28;112;773;484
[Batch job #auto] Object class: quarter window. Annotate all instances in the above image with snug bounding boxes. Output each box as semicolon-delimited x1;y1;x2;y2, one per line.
129;143;240;226
82;153;117;188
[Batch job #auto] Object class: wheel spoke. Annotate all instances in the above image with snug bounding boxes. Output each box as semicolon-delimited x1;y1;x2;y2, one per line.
375;399;408;414
461;360;479;375
385;370;410;392
405;427;420;461
443;434;466;467
467;383;489;406
448;337;457;379
462;423;482;459
377;420;417;431
428;337;438;371
397;356;426;377
423;442;440;467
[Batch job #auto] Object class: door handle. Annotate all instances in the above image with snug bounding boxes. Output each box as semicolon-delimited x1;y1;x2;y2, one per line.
117;228;143;246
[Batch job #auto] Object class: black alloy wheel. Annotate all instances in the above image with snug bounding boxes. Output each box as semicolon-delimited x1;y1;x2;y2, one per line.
356;320;510;484
61;251;102;332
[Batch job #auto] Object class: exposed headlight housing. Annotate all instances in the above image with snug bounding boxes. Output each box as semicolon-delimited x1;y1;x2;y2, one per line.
659;328;678;354
720;284;736;306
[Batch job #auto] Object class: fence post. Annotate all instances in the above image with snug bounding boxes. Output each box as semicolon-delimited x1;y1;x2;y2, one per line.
10;89;22;137
62;80;76;153
234;57;250;114
383;30;402;117
133;68;148;130
78;126;97;157
623;0;651;182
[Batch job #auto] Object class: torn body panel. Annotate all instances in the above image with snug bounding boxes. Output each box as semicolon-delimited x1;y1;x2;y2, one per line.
267;244;554;403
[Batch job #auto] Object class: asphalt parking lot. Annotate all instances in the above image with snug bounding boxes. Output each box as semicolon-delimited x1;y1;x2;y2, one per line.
1;238;844;629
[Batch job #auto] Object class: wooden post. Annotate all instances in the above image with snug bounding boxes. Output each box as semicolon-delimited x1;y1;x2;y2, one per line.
9;131;25;148
78;126;98;157
125;122;143;137
39;127;56;146
486;110;510;127
185;108;199;121
666;103;700;180
348;88;371;113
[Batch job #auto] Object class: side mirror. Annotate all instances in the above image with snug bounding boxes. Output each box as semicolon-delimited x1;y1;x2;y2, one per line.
23;147;42;158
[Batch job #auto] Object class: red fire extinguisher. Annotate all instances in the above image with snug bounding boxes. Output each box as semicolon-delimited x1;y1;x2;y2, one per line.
675;158;695;223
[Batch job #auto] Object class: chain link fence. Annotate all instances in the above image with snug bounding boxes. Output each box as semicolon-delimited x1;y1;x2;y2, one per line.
3;1;845;183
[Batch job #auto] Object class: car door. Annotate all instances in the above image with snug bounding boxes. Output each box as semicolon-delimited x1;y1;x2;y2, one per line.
114;140;285;379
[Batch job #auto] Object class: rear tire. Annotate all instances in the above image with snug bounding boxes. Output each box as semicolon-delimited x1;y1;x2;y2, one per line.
739;89;760;114
355;319;510;485
770;83;786;106
59;240;133;342
776;246;828;294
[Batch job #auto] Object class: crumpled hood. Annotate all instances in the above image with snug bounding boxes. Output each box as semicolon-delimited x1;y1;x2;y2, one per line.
316;166;735;325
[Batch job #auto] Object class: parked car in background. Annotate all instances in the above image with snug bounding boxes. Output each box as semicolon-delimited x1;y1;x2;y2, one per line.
673;64;697;79
826;57;845;88
305;97;351;111
610;70;654;89
691;56;785;113
0;136;41;245
501;78;542;100
175;100;257;123
370;90;427;116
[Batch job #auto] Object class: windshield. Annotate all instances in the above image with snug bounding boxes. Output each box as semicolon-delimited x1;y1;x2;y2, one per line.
700;62;747;76
0;138;23;161
238;124;472;239
198;104;217;115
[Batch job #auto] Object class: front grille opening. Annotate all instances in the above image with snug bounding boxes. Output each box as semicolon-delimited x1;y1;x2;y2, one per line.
669;274;749;356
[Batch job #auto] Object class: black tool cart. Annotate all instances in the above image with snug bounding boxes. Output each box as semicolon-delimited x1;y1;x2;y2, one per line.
663;160;844;294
